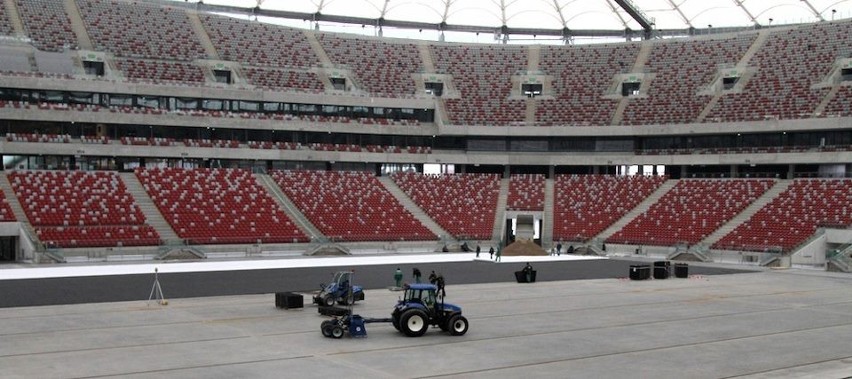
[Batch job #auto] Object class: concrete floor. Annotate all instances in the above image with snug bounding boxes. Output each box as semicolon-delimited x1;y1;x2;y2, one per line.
3;268;852;378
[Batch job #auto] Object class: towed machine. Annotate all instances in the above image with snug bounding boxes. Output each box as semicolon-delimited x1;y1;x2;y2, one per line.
313;270;365;306
321;283;469;338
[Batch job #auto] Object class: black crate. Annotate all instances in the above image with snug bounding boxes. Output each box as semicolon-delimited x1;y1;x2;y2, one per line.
275;292;303;309
674;263;689;278
629;264;650;280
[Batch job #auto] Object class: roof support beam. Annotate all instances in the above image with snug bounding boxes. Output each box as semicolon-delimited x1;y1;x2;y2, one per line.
800;0;826;21
731;0;759;26
613;0;653;38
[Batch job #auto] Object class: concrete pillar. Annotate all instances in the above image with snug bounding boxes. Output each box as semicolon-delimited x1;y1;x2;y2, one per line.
787;164;795;179
730;164;738;178
548;165;555;179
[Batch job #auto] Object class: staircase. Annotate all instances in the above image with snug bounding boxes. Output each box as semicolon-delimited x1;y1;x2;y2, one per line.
0;172;38;240
814;84;842;116
594;180;676;241
541;178;554;248
62;0;93;50
303;30;334;68
185;11;219;60
527;44;540;71
610;41;654;125
377;176;451;240
418;41;436;73
256;174;323;240
701;179;793;246
491;177;510;242
119;173;179;243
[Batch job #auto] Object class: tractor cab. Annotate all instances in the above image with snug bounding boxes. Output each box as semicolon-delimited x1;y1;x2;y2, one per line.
403;284;437;309
390;283;466;337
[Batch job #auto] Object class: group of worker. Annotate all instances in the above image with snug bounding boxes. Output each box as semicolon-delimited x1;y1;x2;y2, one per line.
393;267;446;297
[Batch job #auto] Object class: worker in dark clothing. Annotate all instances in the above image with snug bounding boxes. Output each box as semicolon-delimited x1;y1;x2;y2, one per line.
522;262;534;283
394;268;403;288
428;270;438;285
489;246;494;260
435;274;446;299
556;242;562;255
412;267;422;283
567;245;574;255
476;243;481;258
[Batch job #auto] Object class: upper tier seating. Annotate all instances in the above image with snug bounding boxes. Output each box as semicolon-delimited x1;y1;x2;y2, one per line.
553;175;667;242
0;2;14;36
507;174;544;211
317;34;422;97
0;189;17;222
136;168;307;245
115;59;205;84
607;179;775;246
9;170;160;247
17;0;77;51
713;179;852;252
431;45;527;125
537;44;638;126
243;67;324;92
271;170;434;242
823;85;852;117
201;15;319;68
391;172;500;239
706;21;852;122
76;0;206;60
621;35;755;125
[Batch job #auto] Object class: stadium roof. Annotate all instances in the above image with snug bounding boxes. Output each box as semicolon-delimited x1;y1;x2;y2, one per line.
174;0;852;43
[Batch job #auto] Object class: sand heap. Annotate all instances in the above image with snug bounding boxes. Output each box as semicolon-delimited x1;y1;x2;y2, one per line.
501;239;547;256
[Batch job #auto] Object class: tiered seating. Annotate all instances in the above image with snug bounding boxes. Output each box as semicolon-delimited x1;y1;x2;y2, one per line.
136;168;307;244
714;179;852;252
81;135;109;144
537;44;638;126
822;86;852;117
243;68;324;92
76;0;206;60
0;189;16;222
200;15;318;68
507;174;544;211
183;139;240;148
608;179;775;246
6;133;70;143
272;170;435;242
17;0;77;51
116;59;205;84
706;21;852;122
120;137;176;146
432;45;527;125
391;172;500;239
553;175;667;242
0;2;14;36
9;170;160;247
317;35;422;97
622;35;755;125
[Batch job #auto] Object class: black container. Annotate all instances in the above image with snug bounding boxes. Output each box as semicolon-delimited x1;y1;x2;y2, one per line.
653;261;670;279
515;270;537;283
276;292;304;309
629;264;651;280
674;263;689;278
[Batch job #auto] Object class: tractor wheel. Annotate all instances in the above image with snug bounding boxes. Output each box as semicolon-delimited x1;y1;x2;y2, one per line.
447;315;469;336
321;321;333;337
399;309;429;337
330;325;345;339
338;295;356;306
391;310;400;330
323;295;336;307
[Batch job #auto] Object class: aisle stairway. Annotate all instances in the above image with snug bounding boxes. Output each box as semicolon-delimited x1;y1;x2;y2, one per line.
378;176;449;241
119;172;179;242
594;179;677;241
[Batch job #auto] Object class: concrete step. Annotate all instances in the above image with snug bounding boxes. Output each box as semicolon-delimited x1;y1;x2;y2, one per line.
595;180;677;241
378;176;450;241
256;173;322;240
702;179;794;246
119;172;179;242
492;177;510;242
62;0;94;50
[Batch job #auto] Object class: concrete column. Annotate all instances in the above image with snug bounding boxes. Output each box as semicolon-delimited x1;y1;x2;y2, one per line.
730;165;738;178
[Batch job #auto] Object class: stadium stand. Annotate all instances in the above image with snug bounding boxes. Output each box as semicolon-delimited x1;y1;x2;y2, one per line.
135;168;308;245
8;170;160;247
271;170;434;242
537;43;638;126
200;14;319;68
621;35;755;125
607;179;775;246
76;0;206;60
714;179;852;252
0;2;14;36
431;44;527;125
317;34;422;96
705;21;852;122
390;172;500;239
507;174;545;211
0;189;16;222
553;175;667;242
115;58;206;84
243;67;324;92
16;0;77;51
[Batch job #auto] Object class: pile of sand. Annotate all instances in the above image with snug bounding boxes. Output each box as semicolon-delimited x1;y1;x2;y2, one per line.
501;239;547;256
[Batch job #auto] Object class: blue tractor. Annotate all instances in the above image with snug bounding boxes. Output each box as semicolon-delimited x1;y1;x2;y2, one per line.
320;283;468;338
391;283;468;337
313;271;364;307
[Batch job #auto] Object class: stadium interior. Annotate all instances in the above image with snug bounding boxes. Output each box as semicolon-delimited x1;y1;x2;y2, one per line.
0;0;850;274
